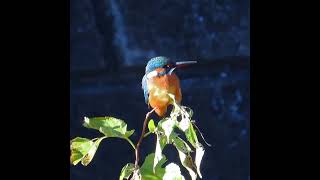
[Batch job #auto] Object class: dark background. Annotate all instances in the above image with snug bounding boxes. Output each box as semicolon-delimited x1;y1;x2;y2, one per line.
70;0;250;179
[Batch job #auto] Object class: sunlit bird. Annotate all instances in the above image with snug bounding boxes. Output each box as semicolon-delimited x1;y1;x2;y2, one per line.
142;56;197;117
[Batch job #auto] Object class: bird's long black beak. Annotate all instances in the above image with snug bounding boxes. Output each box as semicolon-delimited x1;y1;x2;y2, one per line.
175;61;198;68
168;61;197;75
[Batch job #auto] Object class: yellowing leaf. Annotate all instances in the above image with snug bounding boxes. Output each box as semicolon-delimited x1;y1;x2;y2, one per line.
119;163;135;180
70;137;105;166
81;137;104;166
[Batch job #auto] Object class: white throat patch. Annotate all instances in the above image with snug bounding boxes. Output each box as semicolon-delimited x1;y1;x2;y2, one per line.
146;70;158;79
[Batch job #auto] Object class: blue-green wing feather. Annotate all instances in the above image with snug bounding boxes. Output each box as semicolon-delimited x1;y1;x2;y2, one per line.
142;74;149;104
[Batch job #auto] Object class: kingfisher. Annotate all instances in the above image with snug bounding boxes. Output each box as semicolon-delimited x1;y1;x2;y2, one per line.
142;56;197;117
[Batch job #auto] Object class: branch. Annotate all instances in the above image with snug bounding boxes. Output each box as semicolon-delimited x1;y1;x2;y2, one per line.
134;108;156;168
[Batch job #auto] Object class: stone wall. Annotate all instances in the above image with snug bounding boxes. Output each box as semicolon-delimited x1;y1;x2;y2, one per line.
70;0;250;179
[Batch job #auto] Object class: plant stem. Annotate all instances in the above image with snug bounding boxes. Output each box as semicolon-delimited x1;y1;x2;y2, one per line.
134;108;156;168
143;131;152;138
192;122;212;147
91;137;99;141
125;138;136;150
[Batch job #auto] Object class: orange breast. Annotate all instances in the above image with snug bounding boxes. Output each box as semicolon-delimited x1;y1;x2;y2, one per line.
147;68;182;117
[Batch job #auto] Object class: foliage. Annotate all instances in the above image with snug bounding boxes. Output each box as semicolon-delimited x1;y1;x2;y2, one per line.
70;95;208;180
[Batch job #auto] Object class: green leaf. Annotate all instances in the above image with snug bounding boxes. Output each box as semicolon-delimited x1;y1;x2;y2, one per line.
70;137;93;165
119;163;135;180
153;133;167;172
125;130;135;137
163;163;185;180
158;118;176;143
140;153;166;180
176;106;193;132
153;117;177;172
99;126;123;137
71;137;92;154
81;137;104;166
148;119;156;133
185;123;199;148
83;117;134;138
195;145;205;178
70;137;104;166
171;133;192;154
176;149;197;180
70;149;83;165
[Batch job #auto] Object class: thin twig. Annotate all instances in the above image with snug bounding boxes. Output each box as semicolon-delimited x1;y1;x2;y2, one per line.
192;121;212;147
134;108;156;168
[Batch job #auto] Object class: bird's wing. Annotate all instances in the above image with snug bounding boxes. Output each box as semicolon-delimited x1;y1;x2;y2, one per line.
142;74;149;105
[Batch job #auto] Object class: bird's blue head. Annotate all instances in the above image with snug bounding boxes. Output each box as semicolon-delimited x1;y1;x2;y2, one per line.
145;56;173;74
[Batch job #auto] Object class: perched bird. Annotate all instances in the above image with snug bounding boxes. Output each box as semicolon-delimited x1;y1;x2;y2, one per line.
142;56;197;117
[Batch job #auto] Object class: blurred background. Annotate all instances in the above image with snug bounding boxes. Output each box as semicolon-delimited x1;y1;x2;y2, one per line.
70;0;250;179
